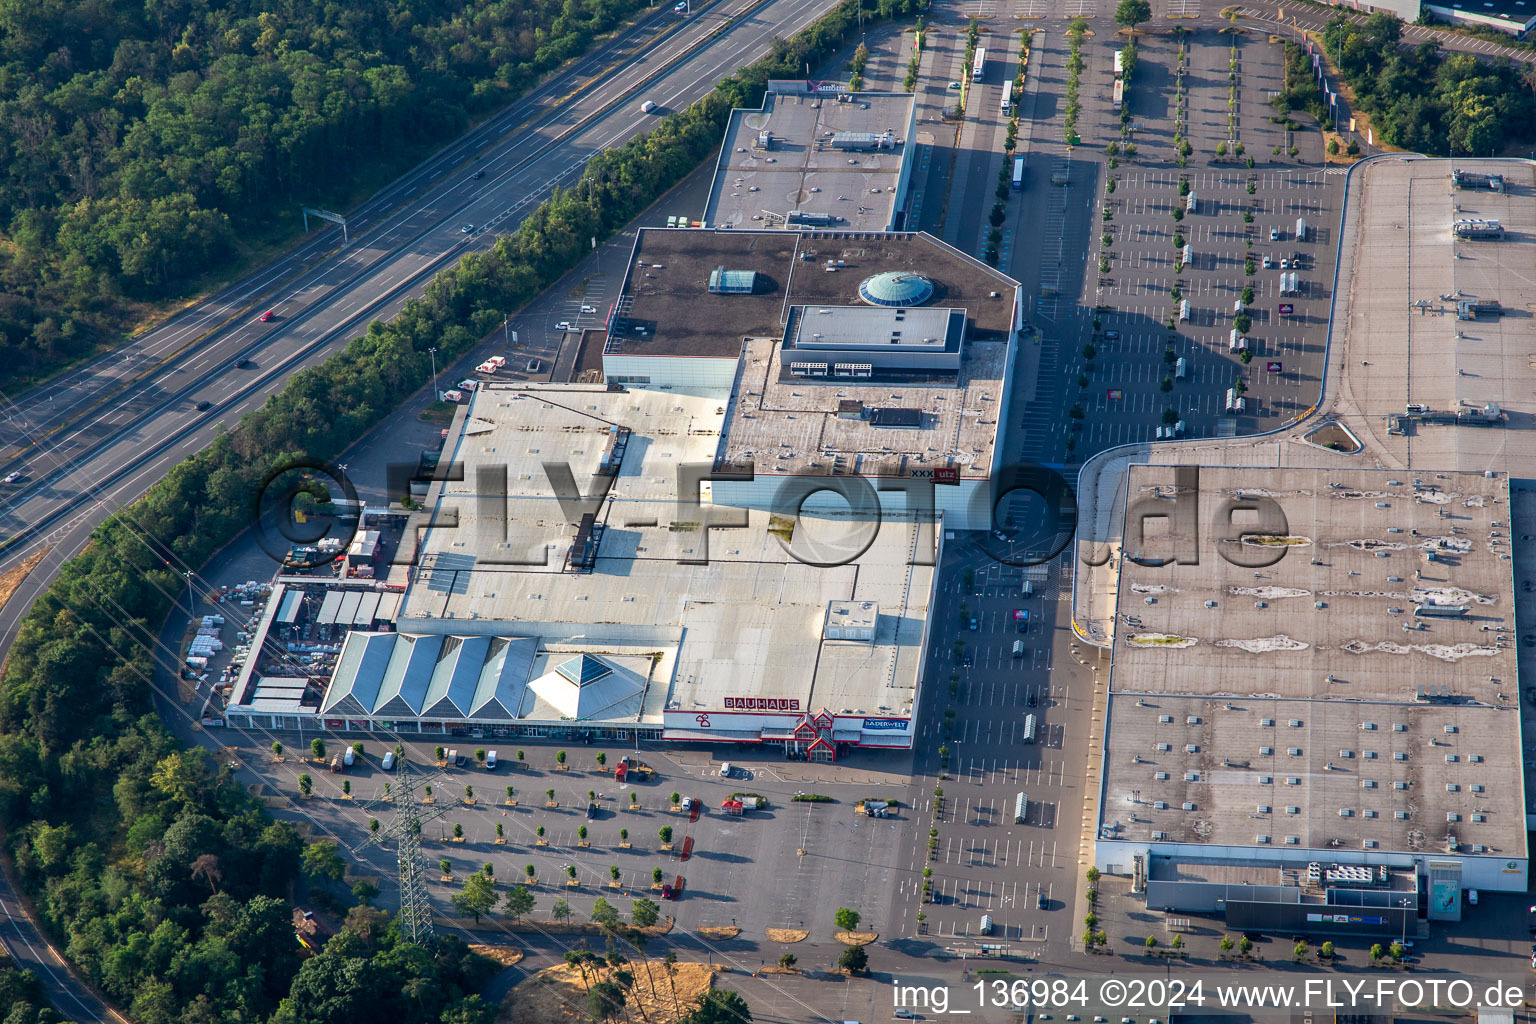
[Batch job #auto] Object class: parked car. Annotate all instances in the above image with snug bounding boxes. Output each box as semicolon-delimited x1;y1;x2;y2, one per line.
581;305;597;313
968;617;979;631
555;321;573;331
1269;227;1281;240
947;81;962;90
1037;891;1049;909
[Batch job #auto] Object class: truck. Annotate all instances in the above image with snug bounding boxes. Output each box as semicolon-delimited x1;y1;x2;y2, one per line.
330;755;342;773
615;755;654;782
1015;792;1029;823
1012;608;1031;632
342;747;355;768
1294;216;1309;241
1012;156;1026;191
1023;713;1037;744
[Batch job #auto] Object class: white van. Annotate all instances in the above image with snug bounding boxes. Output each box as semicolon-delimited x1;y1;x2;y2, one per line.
486;750;498;770
342;747;355;767
720;762;734;778
1001;96;1011;114
382;751;396;771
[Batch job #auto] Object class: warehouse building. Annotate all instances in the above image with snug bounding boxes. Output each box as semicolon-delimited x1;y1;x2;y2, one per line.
1094;464;1527;926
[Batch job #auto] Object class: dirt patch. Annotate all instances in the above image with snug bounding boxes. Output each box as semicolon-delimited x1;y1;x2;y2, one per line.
766;928;809;943
0;549;46;616
697;925;740;940
471;945;524;967
834;930;878;945
499;960;715;1024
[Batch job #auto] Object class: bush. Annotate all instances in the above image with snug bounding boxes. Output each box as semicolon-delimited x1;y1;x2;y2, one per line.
791;793;835;802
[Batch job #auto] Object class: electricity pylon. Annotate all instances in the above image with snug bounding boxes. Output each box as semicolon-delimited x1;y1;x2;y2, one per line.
355;759;455;945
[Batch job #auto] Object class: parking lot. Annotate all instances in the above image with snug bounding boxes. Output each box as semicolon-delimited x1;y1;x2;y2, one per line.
1011;22;1342;464
219;733;919;941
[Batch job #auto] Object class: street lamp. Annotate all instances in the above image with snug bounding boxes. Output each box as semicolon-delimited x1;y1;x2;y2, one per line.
184;570;195;615
428;347;439;400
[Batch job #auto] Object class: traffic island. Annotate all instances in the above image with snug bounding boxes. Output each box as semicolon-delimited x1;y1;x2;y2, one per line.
766;928;809;943
834;930;878;945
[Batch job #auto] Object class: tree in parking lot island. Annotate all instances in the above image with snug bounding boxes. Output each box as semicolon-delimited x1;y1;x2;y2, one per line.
839;945;869;974
475;749;486;764
659;826;673;845
496;823;504;841
453;823;464;839
297;773;312;797
552;898;573;922
311;738;326;761
1369;942;1383;961
556;750;567;766
436;745;447;762
441;859;453;877
1320;941;1335;959
465;785;474;801
526;863;537;882
779;952;797;969
596;752;607;767
1389;942;1404;960
610;865;621;883
1115;0;1151;31
1240;936;1254;956
272;741;283;757
1293;941;1308;961
1220;934;1235;953
620;828;629;843
546;789;556;803
653;866;665;885
1145;935;1158;950
835;907;862;932
670;791;681;807
566;864;578;881
591;897;620;927
579;826;588;841
341;780;350;796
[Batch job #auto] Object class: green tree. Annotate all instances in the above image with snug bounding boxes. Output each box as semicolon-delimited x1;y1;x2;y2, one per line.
659;826;674;844
1116;0;1151;30
556;750;567;765
591;897;620;927
1220;934;1235;953
1145;934;1158;950
301;841;345;883
589;980;627;1022
1320;940;1335;958
452;872;499;923
311;738;327;761
779;952;797;968
838;944;869;973
552;898;572;922
835;907;862;932
504;885;535;921
633;896;661;929
297;773;313;797
351;880;379;905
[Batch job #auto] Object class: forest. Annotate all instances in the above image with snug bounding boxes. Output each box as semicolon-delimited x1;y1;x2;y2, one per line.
0;0;652;389
0;1;924;1021
1318;12;1536;155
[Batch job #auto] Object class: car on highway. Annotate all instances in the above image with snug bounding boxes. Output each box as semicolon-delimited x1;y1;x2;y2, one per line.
195;400;212;411
472;170;485;179
234;357;251;369
460;224;473;233
991;529;1009;542
1;472;20;484
258;310;274;322
674;2;687;9
641;100;658;113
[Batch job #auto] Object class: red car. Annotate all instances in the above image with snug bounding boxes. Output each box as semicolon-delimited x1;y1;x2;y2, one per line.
258;310;274;322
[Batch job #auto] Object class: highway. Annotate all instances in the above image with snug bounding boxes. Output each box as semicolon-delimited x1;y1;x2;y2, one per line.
0;0;837;586
0;0;839;1015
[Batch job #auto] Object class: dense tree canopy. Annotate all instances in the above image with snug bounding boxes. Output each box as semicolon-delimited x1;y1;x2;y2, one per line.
0;0;651;389
1317;12;1536;155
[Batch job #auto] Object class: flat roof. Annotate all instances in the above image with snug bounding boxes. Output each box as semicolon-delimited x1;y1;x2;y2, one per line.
605;228;1017;360
703;89;915;232
722;332;1008;479
1102;464;1522;857
392;382;932;722
786;305;960;352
